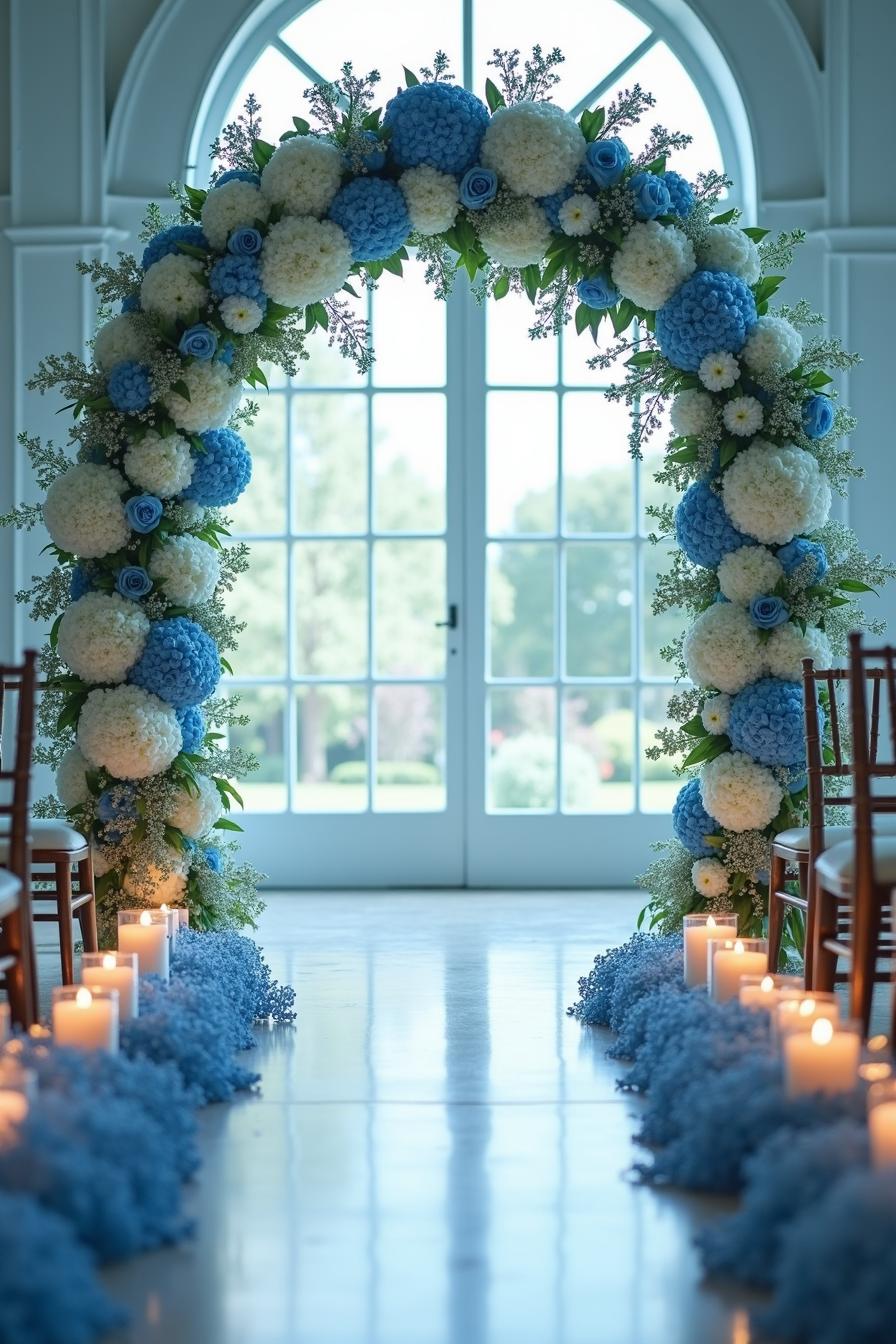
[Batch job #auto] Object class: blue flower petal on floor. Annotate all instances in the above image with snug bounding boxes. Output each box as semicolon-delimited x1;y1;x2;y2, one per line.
173;928;297;1027
568;932;682;1028
623;990;749;1093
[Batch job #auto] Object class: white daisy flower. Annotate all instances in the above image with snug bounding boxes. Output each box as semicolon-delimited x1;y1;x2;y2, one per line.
698;351;740;391
558;193;599;237
220;295;264;334
723;395;764;437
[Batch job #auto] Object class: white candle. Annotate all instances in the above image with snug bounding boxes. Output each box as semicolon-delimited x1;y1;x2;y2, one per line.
683;913;737;988
176;908;189;931
739;973;803;1011
52;986;119;1053
869;1083;896;1168
708;938;769;1003
0;1058;34;1142
775;994;840;1039
81;952;138;1022
118;910;170;979
159;903;179;948
783;1017;860;1096
0;1004;9;1044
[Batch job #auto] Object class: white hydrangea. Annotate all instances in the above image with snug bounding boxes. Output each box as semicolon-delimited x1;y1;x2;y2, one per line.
742;315;803;374
722;439;832;545
43;463;129;559
123;859;188;906
697;224;761;285
683;603;767;694
723;395;764;437
701;694;732;735
699;351;740;391
717;544;785;605
260;136;343;218
176;500;206;529
219;295;264;333
123;430;194;497
56;745;92;809
200;179;270;250
558;193;599;237
610;221;695;311
163;360;242;434
57;593;150;685
140;253;207;322
399;165;459;235
700;751;784;833
77;685;183;780
670;389;716;438
766;622;833;682
260;216;352;308
691;857;730;899
481;101;585;197
165;773;223;840
149;534;220;606
90;844;115;878
478;199;551;268
93;314;148;373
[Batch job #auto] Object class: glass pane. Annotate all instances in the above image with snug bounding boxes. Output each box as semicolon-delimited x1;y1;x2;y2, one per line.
292;393;367;534
563;687;634;814
281;2;463;88
562;318;638;387
562;394;634;534
564;543;633;677
642;544;683;678
295;685;368;812
231;393;286;535
373;394;446;533
293;327;366;388
374;540;445;676
639;403;676;535
372;264;446;387
640;686;682;813
487;392;557;535
218;46;311;151
225;541;287;676
488;542;555;679
294;541;368;676
487;291;557;388
488;687;556;812
225;686;287;812
374;685;445;812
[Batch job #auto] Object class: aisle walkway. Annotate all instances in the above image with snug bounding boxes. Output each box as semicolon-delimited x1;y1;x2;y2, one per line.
104;892;756;1344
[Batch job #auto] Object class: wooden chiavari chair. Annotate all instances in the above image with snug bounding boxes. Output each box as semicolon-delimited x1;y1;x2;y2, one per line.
0;650;39;1027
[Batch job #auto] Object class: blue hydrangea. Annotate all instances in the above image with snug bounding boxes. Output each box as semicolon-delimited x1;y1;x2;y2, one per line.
328;176;410;263
209;254;265;302
203;846;222;873
107;360;153;413
121;292;141;313
777;536;829;582
96;784;138;843
141;224;208;271
182;426;252;506
213;168;260;188
383;82;490;175
129;616;221;708
728;676;810;767
69;564;93;600
346;129;387;172
176;705;206;754
672;777;719;856
674;479;748;568
540;184;575;229
662;170;695;217
656;269;758;372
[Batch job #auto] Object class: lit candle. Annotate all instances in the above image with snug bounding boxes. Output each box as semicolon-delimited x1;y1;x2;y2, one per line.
0;1003;9;1044
159;903;179;948
708;937;769;1003
775;992;840;1040
175;907;189;931
81;951;139;1022
783;1016;861;1097
868;1080;896;1168
683;913;738;988
117;909;170;979
0;1058;35;1142
52;985;119;1053
739;973;803;1011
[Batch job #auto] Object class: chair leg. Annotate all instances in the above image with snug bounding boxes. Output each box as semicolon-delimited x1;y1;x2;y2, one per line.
56;860;75;985
75;857;98;953
797;859;813;988
850;886;882;1035
767;852;787;974
4;903;37;1029
812;881;839;994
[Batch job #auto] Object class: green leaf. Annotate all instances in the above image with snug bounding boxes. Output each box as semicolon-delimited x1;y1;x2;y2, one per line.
520;264;541;304
382;252;404;276
189;433;206;456
214;817;244;832
643;155;667;175
484;78;505;113
837;579;877;594
711;208;738;225
265;300;295;322
493;274;510;301
742;226;769;242
806;370;833;389
49;612;63;650
220;656;233;675
292;116;311;135
174;241;209;261
170;379;191;402
251;138;275;169
681;714;709;738
625;350;658;369
719;437;739;469
578;106;605;141
667;445;699;465
681;734;731;769
403;66;420;87
574;303;594;336
249;364;269;390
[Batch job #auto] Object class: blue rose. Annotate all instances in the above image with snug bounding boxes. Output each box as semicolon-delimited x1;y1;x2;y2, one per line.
750;594;790;629
227;227;263;258
178;324;218;362
584;137;630;189
802;394;835;440
459;166;498;210
576;274;619;310
125;494;164;534
203;846;223;873
629;171;672;220
218;341;235;367
116;565;153;599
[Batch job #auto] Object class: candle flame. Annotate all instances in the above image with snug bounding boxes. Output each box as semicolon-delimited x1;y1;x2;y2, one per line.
707;916;716;929
868;1034;889;1053
734;939;745;954
75;987;93;1009
102;953;116;970
811;1017;834;1046
860;1062;892;1083
139;911;152;926
160;903;169;913
799;998;816;1016
760;975;775;993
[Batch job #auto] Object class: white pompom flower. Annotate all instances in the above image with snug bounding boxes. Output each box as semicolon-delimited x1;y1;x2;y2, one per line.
260;136;343;218
124;430;194;497
77;685;183;780
399;166;459;235
698;351;740;391
200;179;270;251
722;439;832;545
717;544;785;605
742;315;803;374
692;857;730;899
558;193;599;237
90;845;116;878
58;593;150;685
701;694;732;735
723;395;764;437
149;534;221;607
766;623;833;682
477;198;551;269
683;603;767;694
481;101;585;197
219;295;264;334
123;859;188;907
165;773;223;840
610;221;695;311
43;463;129;559
697;224;761;285
670;389;716;438
93;314;148;373
700;751;784;833
163;360;241;435
140;253;207;322
56;745;93;809
260;216;352;308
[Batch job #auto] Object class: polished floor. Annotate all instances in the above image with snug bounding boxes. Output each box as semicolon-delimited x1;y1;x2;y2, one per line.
94;891;759;1344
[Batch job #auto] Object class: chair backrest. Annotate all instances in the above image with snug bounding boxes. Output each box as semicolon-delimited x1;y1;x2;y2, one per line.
847;632;896;899
0;651;38;884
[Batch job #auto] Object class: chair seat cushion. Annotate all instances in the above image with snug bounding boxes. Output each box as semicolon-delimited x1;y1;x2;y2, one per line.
775;814;896;853
816;836;896;887
0;818;87;856
0;870;22;917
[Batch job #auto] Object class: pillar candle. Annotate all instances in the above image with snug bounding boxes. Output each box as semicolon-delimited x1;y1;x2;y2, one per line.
775;993;840;1040
738;973;803;1011
159;903;179;948
683;913;738;988
783;1017;860;1096
118;910;170;979
81;951;139;1022
52;986;119;1053
0;1058;34;1142
868;1081;896;1168
708;938;769;1003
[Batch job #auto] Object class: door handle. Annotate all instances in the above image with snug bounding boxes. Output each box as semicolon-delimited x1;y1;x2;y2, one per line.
435;603;458;630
